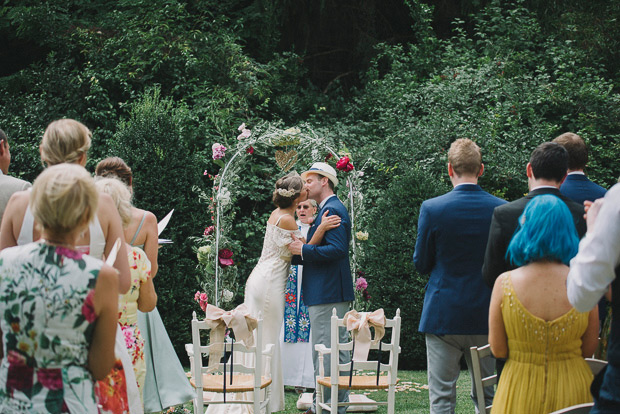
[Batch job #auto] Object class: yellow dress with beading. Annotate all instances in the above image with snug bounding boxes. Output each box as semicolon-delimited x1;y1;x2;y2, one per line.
491;273;593;414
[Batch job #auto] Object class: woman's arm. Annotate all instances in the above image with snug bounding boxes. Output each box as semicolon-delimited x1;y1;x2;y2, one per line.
581;306;600;358
141;211;159;278
0;192;30;250
89;264;119;380
489;273;508;358
137;277;158;313
307;210;341;245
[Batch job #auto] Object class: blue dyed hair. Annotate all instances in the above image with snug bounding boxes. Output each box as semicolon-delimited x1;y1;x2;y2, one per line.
506;195;579;266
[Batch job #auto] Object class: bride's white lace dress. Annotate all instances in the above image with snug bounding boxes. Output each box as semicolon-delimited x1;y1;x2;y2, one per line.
207;218;300;414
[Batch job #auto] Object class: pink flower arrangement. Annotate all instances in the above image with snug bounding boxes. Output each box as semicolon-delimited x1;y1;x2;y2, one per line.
194;291;209;312
218;248;234;267
203;226;214;236
237;123;251;140
336;156;354;172
355;277;368;292
212;143;227;160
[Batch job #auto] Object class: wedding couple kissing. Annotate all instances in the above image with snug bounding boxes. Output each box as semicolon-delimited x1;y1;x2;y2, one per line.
207;162;354;414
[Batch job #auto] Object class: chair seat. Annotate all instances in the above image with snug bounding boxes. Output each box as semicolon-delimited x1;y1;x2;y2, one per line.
191;374;272;392
317;375;396;390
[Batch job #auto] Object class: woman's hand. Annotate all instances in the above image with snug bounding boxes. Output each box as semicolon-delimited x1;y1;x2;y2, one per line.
317;210;341;232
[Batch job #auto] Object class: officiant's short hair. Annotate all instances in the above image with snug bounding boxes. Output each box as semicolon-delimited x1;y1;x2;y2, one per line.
448;138;482;177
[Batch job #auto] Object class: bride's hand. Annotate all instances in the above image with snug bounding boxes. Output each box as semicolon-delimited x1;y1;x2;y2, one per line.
318;210;341;232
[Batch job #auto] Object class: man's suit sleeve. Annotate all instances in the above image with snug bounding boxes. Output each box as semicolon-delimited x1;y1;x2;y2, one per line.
302;208;349;262
482;209;506;288
413;202;435;274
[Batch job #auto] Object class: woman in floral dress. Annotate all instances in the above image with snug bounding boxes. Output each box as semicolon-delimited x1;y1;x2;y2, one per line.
96;177;157;403
0;164;119;413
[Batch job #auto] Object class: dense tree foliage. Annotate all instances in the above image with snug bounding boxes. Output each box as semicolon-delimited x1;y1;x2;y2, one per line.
1;0;618;368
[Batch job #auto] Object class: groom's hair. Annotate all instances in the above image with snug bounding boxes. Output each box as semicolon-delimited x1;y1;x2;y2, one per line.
448;138;482;177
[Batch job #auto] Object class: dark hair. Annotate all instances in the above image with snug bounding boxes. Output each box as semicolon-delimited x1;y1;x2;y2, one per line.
95;157;133;187
506;195;579;266
272;172;304;208
529;142;568;182
0;129;7;144
553;132;588;170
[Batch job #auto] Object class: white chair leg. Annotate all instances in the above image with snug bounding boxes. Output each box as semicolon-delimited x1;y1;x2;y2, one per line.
254;387;260;413
316;381;323;414
387;384;396;414
331;384;338;414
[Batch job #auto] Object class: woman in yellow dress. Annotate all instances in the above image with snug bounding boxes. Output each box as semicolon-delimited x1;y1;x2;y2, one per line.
96;177;158;404
489;195;599;413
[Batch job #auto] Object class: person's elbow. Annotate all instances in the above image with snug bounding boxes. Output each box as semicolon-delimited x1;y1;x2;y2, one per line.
138;291;157;313
89;353;115;380
489;341;507;359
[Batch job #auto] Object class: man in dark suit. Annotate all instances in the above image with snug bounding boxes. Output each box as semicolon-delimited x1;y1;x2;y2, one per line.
554;132;608;323
288;162;354;414
0;129;31;224
414;139;506;414
482;142;587;289
553;132;607;204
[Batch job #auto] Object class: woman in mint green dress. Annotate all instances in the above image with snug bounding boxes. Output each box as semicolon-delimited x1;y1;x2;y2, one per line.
0;164;119;413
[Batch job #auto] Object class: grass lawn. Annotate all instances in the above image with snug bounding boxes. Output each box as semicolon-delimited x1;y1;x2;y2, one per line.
179;370;475;413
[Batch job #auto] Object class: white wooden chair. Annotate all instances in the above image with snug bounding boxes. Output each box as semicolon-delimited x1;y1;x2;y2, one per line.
186;311;274;414
469;344;498;414
549;402;594;414
315;308;401;414
586;357;607;376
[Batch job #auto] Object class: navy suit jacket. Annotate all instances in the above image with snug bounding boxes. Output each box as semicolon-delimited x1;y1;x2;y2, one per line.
414;184;506;335
482;187;587;288
560;174;607;205
298;195;355;306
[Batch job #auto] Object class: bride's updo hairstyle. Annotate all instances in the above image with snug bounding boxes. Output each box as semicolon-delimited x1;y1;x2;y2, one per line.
30;164;98;237
40;119;92;166
272;172;304;208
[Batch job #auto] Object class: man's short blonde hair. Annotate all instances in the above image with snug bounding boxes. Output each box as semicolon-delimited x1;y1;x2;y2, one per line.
30;164;98;237
448;138;482;177
95;177;133;228
40;119;92;166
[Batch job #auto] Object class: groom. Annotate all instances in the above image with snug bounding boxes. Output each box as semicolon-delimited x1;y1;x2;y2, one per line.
289;162;354;414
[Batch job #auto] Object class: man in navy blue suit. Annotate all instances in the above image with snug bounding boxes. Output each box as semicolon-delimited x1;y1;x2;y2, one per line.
553;132;607;204
414;139;506;414
288;162;354;414
554;132;608;323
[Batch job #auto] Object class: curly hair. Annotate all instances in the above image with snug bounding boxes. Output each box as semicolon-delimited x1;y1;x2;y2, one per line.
272;172;304;208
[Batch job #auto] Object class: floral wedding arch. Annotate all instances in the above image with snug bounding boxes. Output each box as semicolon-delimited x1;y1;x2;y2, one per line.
194;123;370;310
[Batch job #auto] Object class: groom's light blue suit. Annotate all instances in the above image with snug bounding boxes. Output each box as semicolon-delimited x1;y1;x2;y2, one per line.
296;194;354;414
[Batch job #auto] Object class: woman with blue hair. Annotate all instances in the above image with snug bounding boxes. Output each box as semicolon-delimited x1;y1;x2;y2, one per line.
489;194;599;413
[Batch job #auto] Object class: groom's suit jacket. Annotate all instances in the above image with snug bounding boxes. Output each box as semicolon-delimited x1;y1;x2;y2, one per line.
414;184;506;335
298;195;354;307
482;187;587;288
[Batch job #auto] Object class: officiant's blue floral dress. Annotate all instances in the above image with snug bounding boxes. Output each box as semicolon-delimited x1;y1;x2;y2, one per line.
0;242;101;413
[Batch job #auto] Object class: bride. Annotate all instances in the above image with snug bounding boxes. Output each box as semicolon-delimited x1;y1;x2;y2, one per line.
208;171;340;414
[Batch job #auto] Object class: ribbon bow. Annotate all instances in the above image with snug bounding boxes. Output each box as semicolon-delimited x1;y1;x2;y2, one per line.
343;309;386;362
204;303;257;373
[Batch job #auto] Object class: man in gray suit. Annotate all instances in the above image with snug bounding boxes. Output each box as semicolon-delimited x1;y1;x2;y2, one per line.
0;129;31;223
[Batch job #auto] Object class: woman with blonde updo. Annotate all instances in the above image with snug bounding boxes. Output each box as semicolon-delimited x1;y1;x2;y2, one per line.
0;164;118;413
95;177;157;403
207;172;340;414
0;119;141;414
95;156;195;412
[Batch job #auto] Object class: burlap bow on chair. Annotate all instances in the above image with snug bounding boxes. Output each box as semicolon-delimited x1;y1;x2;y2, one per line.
343;309;386;362
204;303;258;373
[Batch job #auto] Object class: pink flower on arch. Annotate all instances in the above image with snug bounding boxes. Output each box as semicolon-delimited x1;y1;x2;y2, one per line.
355;277;368;292
218;248;234;268
212;143;227;160
336;156;354;172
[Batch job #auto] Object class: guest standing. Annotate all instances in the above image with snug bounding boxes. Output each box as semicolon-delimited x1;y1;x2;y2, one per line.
96;156;195;412
95;177;158;403
0;129;31;224
489;195;598;413
0;164;118;412
567;184;620;414
414;139;505;414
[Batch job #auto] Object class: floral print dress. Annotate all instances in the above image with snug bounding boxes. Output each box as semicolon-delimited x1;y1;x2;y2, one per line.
118;247;151;403
0;242;102;413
